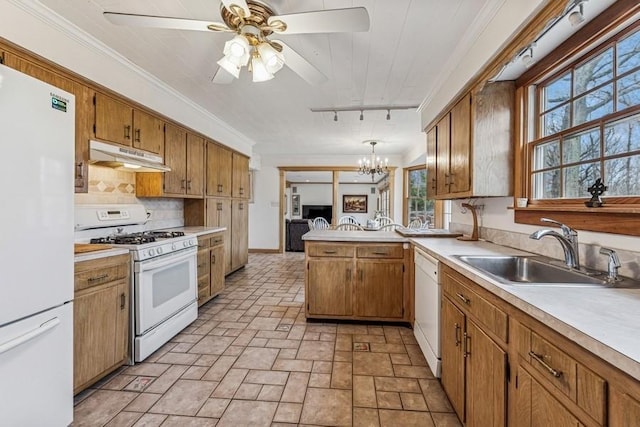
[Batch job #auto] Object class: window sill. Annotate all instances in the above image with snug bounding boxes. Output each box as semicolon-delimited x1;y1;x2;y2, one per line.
514;205;640;236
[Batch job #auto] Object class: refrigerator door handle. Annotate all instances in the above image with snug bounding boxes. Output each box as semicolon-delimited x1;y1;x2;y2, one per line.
0;317;60;355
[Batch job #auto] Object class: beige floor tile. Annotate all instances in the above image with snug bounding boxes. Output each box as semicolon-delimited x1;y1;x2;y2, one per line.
156;352;200;365
431;412;463;426
193;354;219;367
400;392;429;411
74;390;138;427
303;332;321;340
144;365;189;394
265;339;301;349
123;363;171;377
308;373;331;388
335;334;352;351
248;337;268;347
234;383;262;400
212;368;249;398
277;348;299;359
273;402;303;423
281;372;310;403
189;336;236;355
300;388;352;426
331;361;353;389
377;391;402;409
296;340;335;361
244;369;289;385
379;409;435;427
123;376;154;392
353;334;387;344
150;379;218;416
353;352;394;376
334;351;353;362
125;393;162;412
202;355;238;381
257;384;284;401
418;379;454;412
217;400;278;427
353;407;380;427
102;374;136;390
389;353;412;365
160;415;218;426
369;343;407;354
374;377;421;393
246;316;281;330
222;345;245;356
286;325;306;340
353;376;377;408
105;411;142;427
393;365;434;379
132;413;167;427
272;358;314;372
197;398;230;418
233;347;279;369
337;324;369;334
181;366;209;380
312;361;333;374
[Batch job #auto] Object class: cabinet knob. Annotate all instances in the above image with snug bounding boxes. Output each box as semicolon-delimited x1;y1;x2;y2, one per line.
120;293;126;310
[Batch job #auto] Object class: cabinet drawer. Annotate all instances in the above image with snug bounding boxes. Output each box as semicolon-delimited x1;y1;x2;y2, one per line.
357;244;404;259
75;255;129;292
198;275;210;291
442;271;507;342
198;284;209;303
308;244;354;258
209;234;224;247
198;236;211;249
197;249;210;275
528;332;605;423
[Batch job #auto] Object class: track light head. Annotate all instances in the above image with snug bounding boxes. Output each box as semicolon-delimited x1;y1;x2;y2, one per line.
334;111;338;122
568;2;585;27
386;109;391;120
359;111;364;121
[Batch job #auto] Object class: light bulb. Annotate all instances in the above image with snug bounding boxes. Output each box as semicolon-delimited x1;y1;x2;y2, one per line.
222;35;250;67
257;42;285;74
251;55;274;82
217;56;241;78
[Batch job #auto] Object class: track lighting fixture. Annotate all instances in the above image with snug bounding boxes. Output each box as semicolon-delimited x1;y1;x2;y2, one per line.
310;105;418;121
568;1;586;27
521;45;535;68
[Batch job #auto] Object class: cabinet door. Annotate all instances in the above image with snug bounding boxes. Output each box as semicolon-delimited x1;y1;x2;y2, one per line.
232;200;249;270
307;259;352;316
441;297;465;420
426;126;437;199
206;199;232;273
355;260;403;318
465;319;506;427
610;387;640;427
232;153;250;198
95;93;132;146
133;109;163;154
114;281;129;363
186;133;205;196
450;93;471;193
73;284;119;391
207;143;232;197
515;367;581;427
210;244;225;297
163;123;187;195
436;114;451;196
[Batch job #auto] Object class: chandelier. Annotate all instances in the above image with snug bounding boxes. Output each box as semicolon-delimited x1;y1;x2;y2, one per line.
358;141;389;181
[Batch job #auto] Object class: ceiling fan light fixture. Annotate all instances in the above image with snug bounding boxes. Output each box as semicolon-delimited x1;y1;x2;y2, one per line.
216;55;241;78
251;55;274;82
257;42;285;74
223;34;251;66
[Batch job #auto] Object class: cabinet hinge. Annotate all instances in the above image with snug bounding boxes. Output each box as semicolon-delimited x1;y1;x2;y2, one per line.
93;94;96;106
402;264;405;273
93;123;96;134
515;374;518;389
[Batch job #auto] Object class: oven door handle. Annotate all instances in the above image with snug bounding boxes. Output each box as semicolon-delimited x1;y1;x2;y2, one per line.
136;247;197;273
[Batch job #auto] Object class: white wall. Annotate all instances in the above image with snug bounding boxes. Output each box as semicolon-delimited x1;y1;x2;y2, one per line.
292;184;333;220
337;184;379;224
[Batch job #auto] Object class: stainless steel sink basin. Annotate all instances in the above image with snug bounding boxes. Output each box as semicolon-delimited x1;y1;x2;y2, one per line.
453;255;640;288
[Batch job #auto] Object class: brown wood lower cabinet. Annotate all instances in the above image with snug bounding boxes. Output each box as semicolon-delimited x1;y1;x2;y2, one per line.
196;232;225;306
305;242;410;322
73;253;130;394
439;263;640;427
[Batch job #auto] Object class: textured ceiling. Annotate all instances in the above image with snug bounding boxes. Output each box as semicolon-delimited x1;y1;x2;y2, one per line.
39;0;492;158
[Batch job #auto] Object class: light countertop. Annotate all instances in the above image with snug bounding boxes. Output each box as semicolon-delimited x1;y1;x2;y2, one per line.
411;237;640;382
165;226;226;237
302;229;409;243
74;247;130;263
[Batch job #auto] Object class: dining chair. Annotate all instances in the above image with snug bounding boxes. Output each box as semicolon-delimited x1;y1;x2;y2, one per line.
313;217;330;230
338;215;359;225
407;218;423;229
378;222;403;231
334;223;364;231
307;219;316;230
377;216;395;226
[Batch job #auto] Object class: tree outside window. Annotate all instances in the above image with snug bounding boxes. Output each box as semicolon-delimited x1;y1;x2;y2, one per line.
406;167;435;226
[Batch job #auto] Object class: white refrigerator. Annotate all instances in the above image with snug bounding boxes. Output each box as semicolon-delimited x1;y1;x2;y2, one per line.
0;63;74;426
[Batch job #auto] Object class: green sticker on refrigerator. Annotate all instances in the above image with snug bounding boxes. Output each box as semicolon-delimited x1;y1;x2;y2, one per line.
51;96;67;112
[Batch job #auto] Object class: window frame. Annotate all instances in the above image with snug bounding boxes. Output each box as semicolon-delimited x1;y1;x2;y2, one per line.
402;164;441;227
513;5;640;237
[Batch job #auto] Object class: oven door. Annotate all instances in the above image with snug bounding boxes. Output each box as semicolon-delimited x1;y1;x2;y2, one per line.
134;246;197;335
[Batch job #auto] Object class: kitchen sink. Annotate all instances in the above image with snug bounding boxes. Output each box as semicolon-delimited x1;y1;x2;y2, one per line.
453;255;640;288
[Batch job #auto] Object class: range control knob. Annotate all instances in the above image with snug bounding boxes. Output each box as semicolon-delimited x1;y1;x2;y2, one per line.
183;241;188;247
149;248;156;256
189;239;195;246
172;243;177;250
157;247;163;255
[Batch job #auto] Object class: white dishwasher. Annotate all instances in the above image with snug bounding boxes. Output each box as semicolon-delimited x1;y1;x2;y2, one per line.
413;247;441;377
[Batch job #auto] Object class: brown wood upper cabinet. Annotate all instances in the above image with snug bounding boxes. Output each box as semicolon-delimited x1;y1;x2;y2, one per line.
94;92;164;155
232;153;250;199
426;82;514;199
207;142;233;197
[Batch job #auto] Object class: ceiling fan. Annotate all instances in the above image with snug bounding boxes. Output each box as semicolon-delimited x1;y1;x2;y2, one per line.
103;0;370;85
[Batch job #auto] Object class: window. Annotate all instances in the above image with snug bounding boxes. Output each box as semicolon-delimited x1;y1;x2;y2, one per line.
404;166;435;226
528;23;640;201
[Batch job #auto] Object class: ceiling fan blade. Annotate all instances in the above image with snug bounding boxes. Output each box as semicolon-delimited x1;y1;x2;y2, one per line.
268;7;369;34
211;67;235;84
275;41;327;86
220;0;251;18
104;12;231;32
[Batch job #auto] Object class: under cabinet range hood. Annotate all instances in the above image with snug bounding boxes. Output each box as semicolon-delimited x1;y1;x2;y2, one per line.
89;140;171;172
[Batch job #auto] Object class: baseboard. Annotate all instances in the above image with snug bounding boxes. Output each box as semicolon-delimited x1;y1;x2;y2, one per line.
248;248;281;254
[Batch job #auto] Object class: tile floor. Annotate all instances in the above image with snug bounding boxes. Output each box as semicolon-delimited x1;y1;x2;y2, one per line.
73;252;461;427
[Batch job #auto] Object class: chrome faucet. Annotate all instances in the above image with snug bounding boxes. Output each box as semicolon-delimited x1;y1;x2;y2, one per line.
529;218;580;269
599;247;621;282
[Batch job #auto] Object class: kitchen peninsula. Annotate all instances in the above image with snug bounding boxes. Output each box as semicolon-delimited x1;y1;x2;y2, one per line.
302;230;412;323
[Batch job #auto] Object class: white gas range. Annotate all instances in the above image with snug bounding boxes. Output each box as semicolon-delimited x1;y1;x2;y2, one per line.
75;204;198;362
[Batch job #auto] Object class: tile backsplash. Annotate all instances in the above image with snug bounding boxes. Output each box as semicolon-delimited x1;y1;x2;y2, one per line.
450;222;640;280
75;165;184;230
